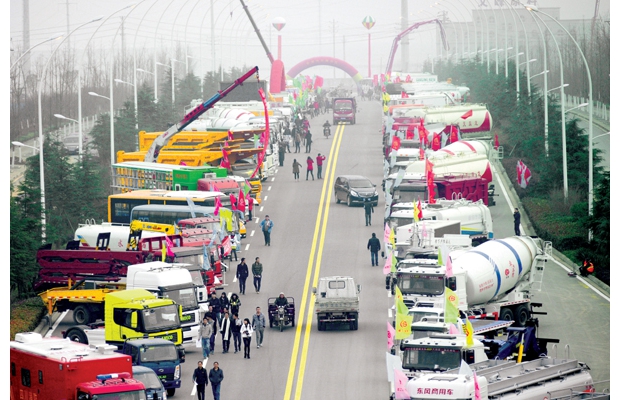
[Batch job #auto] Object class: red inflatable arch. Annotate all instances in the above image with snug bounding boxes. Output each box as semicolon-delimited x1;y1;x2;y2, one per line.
286;56;364;84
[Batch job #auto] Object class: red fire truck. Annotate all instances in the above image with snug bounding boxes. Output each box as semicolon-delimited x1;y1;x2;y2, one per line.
10;332;146;400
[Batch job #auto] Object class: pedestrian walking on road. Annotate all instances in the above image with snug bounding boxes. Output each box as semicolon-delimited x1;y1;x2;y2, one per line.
252;306;267;348
367;233;381;267
229;293;241;316
306;156;315;180
240;318;253;359
305;131;313;153
294;131;302;153
252;257;263;293
513;208;521;236
208;362;224;400
259;215;273;246
316;153;326;179
292;159;302;181
278;140;286;166
192;361;209;400
236;258;249;295
231;313;242;353
208;292;222;326
198;317;213;360
220;311;232;353
363;198;374;226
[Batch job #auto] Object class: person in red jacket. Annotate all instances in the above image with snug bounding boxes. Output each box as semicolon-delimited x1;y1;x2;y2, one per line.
316;153;326;179
306;156;314;181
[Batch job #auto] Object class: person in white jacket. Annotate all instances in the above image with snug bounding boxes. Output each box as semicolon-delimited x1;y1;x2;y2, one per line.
240;318;254;359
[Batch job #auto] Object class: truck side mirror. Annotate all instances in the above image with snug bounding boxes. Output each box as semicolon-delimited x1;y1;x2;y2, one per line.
357;284;362;293
178;346;186;363
447;277;457;291
130;312;138;330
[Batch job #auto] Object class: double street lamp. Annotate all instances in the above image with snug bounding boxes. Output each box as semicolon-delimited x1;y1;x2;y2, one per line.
89;91;114;166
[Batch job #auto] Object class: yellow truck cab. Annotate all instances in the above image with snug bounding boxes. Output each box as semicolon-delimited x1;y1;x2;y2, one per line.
63;288;184;348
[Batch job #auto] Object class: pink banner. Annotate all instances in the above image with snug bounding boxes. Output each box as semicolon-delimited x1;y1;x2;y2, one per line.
387;321;395;350
383;254;392;275
384;223;391;244
394;368;409;399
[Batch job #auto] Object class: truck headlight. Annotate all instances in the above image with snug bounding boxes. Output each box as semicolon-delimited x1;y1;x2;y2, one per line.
174;364;180;380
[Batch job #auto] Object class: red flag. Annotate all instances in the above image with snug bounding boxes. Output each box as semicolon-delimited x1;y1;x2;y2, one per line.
228;130;234;141
391;136;401;151
426;160;436;204
237;188;245;212
494;134;500;150
419;143;425;160
517;160;532;189
405;74;411;83
461;109;473;119
221;235;231;256
387;321;395;350
220;149;231;169
395;76;401;83
416;198;423;220
314;76;324;88
400;91;409;98
449;125;460;143
431;132;441;151
229;193;237;211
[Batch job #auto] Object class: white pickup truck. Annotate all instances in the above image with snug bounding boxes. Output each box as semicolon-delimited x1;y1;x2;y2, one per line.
312;276;361;331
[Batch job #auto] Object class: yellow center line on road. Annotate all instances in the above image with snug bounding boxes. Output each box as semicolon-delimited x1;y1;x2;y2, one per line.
283;123;345;400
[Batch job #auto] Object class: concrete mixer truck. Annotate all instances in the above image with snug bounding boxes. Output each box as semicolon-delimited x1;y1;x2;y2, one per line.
390;236;551;328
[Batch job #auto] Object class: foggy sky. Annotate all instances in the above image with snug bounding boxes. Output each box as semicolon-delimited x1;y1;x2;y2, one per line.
9;0;612;81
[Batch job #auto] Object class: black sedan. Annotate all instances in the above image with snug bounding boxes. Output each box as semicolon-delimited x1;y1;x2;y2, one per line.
334;175;379;207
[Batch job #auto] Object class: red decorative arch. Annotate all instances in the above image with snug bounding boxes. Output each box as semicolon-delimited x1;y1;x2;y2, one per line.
269;59;287;93
286;56;364;83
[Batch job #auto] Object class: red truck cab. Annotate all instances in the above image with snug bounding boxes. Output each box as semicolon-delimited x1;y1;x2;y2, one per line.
332;98;356;125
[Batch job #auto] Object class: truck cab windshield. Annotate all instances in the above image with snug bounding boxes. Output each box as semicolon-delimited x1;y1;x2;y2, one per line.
141;305;180;332
397;274;445;296
162;287;198;311
402;345;461;371
393;187;426;203
139;344;178;363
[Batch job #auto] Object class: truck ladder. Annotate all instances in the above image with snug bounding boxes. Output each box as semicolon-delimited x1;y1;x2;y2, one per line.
530;255;546;292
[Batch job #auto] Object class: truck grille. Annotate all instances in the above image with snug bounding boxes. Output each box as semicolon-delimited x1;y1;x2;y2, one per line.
157;332;179;343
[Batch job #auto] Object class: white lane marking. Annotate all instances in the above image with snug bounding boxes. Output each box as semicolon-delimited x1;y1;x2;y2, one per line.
387;290;392;298
260;206;264;212
245;243;250;251
45;310;69;338
268;186;272;191
250;230;255;237
263;196;268;201
388;309;393;319
271;177;276;181
255;217;259;223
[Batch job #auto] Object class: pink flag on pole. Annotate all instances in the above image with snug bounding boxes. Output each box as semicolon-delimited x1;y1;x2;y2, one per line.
214;196;222;216
446;255;453;278
384;223;391;244
394;368;410;399
449;323;460;334
474;371;481;400
164;236;176;258
387;321;395;350
383;255;392;275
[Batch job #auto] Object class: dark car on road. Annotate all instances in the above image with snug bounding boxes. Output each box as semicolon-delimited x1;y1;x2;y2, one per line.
334;175;379;207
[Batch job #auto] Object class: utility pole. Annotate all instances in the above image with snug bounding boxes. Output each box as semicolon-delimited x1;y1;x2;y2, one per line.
23;0;31;73
401;0;409;73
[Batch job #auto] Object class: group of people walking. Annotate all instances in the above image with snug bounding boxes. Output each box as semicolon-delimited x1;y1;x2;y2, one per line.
291;153;326;181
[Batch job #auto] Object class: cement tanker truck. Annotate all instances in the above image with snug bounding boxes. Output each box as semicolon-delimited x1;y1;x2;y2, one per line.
392;236;551;327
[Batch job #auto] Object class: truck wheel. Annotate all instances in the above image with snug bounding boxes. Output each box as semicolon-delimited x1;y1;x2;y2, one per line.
515;305;530;327
318;320;325;331
292;317;295;327
499;308;514;322
350;315;359;331
167;388;175;397
280;321;284;332
73;305;92;325
66;328;88;344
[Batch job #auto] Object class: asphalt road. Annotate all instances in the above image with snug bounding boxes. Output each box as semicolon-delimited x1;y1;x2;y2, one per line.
44;99;610;398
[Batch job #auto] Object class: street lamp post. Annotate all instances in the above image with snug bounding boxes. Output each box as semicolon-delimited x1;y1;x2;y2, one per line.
53;114;79;143
37;16;102;240
155;62;171;102
527;9;549;157
10;34;63;71
565;102;588;114
114;78;137;130
527;5;594;240
171;58;186;104
12;141;39;164
89;91;113;166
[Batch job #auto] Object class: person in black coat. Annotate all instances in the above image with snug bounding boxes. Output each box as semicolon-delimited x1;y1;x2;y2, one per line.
192;361;209;400
513;208;521;236
364;198;375;226
367;233;381;267
236;258;249;295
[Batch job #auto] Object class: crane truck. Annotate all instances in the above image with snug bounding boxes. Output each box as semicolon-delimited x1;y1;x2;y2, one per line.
404;357;598;400
10;332;146;400
389;236;550;329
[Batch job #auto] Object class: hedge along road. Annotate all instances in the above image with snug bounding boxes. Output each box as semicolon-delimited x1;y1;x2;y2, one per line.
283;122;345;400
